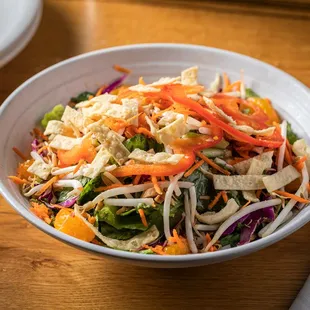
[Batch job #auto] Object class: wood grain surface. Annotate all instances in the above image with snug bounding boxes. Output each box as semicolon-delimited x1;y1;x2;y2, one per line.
0;1;310;309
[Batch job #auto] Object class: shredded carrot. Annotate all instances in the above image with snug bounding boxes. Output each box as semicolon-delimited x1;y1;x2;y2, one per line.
33;128;48;141
208;192;223;210
88;95;94;100
274;190;310;203
126;112;143;124
74;159;85;174
225;80;241;92
205;233;213;249
172;229;185;250
138;209;148;227
196;151;230;175
184;160;204;178
113;64;131;74
256;189;262;199
144;245;166;255
151;176;162;195
133;175;141;185
8;176;29;185
95;86;105;97
307;183;310;193
134;127;153;138
241;200;251;209
94;184;124;192
138;77;146;85
37;145;48;155
58;172;70;179
12;147;27;160
293;156;307;172
284;147;293;165
124;126;136;139
36;176;58;196
286;140;294;158
222;191;228;203
160;176;165;181
30;202;51;224
52;154;58;167
223;72;231;91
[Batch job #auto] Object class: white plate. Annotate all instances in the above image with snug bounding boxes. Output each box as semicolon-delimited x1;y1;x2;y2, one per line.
0;44;309;268
0;0;42;68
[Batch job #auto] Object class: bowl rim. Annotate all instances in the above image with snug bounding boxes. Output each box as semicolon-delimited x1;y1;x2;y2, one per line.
1;43;310;264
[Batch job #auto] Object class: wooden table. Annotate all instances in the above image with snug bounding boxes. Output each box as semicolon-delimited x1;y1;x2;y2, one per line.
1;1;310;309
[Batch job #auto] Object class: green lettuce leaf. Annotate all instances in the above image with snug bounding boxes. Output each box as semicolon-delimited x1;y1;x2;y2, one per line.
123;134;164;152
220;233;240;247
97;205;147;231
71;91;94;103
183;169;209;213
245;88;260;98
119;203;153;217
287;122;299;144
56;189;73;203
139;249;154;254
41;104;65;128
100;223;139;240
77;175;102;204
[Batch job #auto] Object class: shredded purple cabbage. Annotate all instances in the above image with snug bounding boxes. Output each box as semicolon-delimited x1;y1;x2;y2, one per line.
222;214;250;236
59;196;78;208
100;75;127;94
31;139;39;151
39;189;54;203
238;207;275;245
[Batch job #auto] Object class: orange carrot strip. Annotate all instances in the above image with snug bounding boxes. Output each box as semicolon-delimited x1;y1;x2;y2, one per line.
134;127;153;138
222;191;228;203
196;151;230;175
139;77;146;85
205;233;212;244
307;183;310;193
223;72;231;91
208;192;223;210
138;209;148;227
33;128;48;141
95;86;105;97
160;176;165;181
293;156;307;172
256;189;262;199
151;176;162;195
172;229;185;250
94;184;124;192
241;200;251;209
144;245;166;255
225;80;241;92
184;160;204;178
284;147;293;165
133;175;142;185
113;64;131;74
37;145;48;155
274;190;310;203
8;176;29;185
74;159;85;174
12;147;27;160
36;176;58;196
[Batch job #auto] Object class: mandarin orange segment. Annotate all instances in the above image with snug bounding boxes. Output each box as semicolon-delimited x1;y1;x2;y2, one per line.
54;209;95;242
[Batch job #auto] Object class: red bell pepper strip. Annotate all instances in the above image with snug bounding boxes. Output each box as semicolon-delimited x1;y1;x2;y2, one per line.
162;85;283;148
112;126;222;177
112;150;195;177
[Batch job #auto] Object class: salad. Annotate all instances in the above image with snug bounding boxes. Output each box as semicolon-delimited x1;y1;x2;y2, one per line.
9;65;310;255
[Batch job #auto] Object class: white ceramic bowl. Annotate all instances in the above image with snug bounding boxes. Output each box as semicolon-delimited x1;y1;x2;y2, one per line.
1;44;309;268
